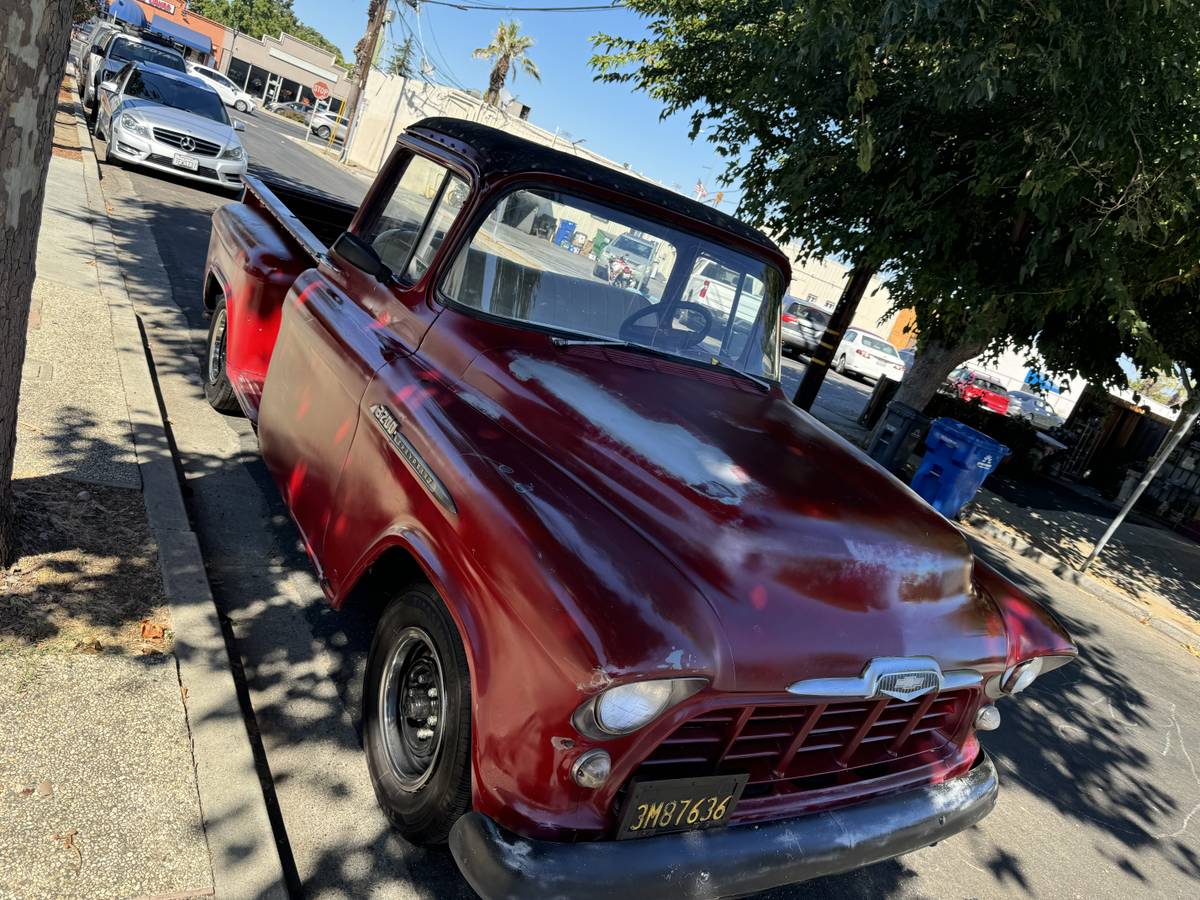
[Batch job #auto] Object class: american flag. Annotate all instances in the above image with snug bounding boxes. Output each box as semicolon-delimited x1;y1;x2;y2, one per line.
694;179;708;200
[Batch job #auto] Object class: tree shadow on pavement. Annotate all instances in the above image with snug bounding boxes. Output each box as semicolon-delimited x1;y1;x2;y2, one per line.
971;474;1200;626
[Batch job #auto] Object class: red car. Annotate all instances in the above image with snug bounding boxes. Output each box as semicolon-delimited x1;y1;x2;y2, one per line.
950;368;1012;414
199;118;1075;898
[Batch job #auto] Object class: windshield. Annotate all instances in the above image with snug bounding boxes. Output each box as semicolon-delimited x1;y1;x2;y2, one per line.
125;69;229;125
612;234;654;259
441;187;784;379
110;38;186;71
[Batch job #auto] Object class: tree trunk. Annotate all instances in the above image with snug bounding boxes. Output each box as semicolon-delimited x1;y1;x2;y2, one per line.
892;333;988;412
0;1;73;564
487;57;509;107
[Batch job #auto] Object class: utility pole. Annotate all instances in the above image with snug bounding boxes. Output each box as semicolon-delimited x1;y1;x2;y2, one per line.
341;0;392;160
792;266;875;410
1080;374;1200;573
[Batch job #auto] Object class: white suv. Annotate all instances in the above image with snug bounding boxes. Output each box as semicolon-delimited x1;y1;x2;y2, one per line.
185;62;256;113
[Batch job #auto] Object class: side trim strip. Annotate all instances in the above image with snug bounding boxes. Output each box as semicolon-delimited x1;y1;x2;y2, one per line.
370;404;457;514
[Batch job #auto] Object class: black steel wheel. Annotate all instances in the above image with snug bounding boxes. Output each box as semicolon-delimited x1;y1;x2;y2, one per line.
202;298;241;413
364;581;472;845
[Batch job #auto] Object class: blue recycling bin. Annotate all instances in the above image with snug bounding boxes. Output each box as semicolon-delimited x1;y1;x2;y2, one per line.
910;418;1009;518
553;220;577;248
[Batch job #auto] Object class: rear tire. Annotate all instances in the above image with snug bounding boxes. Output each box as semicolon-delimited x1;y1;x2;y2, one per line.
202;298;241;414
835;354;847;376
364;582;472;845
316;125;331;139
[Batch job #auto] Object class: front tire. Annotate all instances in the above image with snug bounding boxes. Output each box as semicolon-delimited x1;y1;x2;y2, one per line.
234;99;248;112
364;582;472;845
835;354;848;376
315;125;331;139
202;298;241;413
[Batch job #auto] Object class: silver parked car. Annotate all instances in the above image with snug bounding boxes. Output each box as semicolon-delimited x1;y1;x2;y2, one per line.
781;299;831;356
309;109;349;141
1007;390;1066;429
94;62;248;192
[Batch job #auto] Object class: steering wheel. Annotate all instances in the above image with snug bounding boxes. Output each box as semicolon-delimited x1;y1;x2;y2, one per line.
618;301;714;352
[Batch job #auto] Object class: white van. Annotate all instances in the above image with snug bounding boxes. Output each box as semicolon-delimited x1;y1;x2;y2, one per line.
185;62;256;113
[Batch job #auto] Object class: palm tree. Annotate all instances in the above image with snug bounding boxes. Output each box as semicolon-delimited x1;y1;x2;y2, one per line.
472;20;540;107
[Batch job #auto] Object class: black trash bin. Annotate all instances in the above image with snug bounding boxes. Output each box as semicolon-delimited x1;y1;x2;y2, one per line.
858;376;902;429
866;400;929;475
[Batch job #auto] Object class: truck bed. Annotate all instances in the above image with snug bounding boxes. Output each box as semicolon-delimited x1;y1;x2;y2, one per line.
245;174;359;259
205;175;360;422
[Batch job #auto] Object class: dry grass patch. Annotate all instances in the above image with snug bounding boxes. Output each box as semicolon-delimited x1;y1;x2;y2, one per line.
1;476;171;655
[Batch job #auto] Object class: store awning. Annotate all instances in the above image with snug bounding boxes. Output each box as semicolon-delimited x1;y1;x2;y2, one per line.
147;18;213;56
106;0;147;28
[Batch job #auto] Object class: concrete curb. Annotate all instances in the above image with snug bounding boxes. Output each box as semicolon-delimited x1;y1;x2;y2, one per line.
963;516;1200;651
67;67;287;900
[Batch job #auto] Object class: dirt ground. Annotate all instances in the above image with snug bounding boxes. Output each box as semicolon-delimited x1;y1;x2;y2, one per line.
1;476;172;656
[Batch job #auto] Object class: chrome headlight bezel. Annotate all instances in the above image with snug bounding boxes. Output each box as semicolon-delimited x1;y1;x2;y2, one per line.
985;654;1074;698
573;677;707;739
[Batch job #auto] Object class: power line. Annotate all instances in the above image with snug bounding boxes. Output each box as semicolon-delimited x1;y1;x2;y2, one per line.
418;1;625;12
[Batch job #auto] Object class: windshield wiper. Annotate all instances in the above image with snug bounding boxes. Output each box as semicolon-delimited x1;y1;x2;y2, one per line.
550;337;773;392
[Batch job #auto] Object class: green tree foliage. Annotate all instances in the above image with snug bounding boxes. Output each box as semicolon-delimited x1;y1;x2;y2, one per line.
593;1;1200;410
190;0;347;67
473;19;540;107
388;36;416;79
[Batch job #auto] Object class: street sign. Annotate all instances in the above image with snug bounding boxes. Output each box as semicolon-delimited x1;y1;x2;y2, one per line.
312;81;330;100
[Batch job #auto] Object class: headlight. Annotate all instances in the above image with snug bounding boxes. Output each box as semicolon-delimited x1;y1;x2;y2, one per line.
573;677;706;738
1004;657;1045;694
987;654;1073;698
116;113;149;137
220;145;244;161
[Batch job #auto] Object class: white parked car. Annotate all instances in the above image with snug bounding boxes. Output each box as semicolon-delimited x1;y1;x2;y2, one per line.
309;109;349;141
185;62;257;113
94;62;248;192
833;328;906;382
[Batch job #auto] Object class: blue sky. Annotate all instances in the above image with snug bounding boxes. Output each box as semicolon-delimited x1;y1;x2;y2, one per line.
292;1;733;205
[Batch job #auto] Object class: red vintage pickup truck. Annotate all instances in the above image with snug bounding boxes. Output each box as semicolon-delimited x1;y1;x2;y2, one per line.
200;117;1075;898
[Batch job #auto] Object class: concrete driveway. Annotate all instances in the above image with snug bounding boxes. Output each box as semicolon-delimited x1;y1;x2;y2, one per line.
88;131;1200;899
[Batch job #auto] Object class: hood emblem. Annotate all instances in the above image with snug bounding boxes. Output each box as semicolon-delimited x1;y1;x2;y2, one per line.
178;135;196;152
787;657;981;700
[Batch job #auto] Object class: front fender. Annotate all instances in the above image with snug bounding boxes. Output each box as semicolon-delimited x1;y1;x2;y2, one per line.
972;559;1077;669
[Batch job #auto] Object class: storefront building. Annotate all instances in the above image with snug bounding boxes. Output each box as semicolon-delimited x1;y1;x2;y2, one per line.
119;0;227;66
222;32;351;108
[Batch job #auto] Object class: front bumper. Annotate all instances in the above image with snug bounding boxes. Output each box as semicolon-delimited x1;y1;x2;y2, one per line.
108;129;246;190
451;751;998;900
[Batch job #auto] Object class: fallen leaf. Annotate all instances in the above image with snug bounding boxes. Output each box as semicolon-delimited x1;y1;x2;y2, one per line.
19;787;34;797
73;639;102;654
36;779;53;798
51;829;81;874
180;685;189;701
140;620;164;640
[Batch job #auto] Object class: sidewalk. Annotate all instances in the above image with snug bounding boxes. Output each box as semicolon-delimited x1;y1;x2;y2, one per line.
4;149;211;898
2;72;284;898
963;474;1200;644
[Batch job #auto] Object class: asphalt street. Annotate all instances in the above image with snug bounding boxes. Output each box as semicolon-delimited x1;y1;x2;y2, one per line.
90;124;1200;899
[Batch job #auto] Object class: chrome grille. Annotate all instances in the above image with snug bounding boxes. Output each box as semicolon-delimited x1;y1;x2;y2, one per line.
152;128;221;156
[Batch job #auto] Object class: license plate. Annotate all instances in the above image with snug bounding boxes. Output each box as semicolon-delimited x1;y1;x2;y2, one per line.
616;774;747;840
172;153;199;172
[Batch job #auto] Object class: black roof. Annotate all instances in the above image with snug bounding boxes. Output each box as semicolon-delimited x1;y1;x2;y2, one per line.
406;117;780;258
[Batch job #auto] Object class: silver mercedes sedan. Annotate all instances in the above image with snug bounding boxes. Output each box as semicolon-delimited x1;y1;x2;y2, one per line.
94;61;248;192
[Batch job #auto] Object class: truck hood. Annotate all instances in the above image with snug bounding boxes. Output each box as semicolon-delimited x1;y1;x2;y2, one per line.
462;346;1009;691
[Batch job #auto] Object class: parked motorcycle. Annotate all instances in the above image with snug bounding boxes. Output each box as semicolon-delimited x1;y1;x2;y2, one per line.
608;255;637;289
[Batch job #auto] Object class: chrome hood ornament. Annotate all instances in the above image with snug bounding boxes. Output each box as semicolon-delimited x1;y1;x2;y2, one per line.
787;657;980;701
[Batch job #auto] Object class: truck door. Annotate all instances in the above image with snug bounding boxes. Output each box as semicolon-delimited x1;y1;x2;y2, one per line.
257;149;468;590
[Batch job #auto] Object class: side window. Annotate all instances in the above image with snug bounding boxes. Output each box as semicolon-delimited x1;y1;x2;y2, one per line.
365;154;460;281
406;175;468;281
